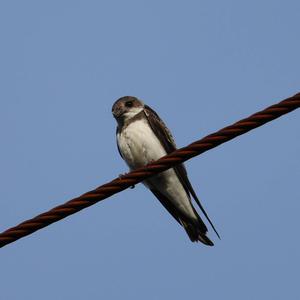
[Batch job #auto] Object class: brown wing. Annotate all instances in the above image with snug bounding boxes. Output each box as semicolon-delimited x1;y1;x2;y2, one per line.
116;126;124;159
143;105;220;239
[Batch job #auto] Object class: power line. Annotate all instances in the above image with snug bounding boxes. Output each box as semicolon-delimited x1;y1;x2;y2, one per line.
0;93;299;248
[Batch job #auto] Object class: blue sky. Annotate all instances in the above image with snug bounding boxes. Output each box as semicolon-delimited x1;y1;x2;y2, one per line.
0;1;299;299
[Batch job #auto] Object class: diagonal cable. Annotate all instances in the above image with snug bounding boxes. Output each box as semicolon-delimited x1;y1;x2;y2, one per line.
0;93;299;248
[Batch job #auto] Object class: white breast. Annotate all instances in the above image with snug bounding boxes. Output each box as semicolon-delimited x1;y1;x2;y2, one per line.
117;118;198;220
117;119;166;170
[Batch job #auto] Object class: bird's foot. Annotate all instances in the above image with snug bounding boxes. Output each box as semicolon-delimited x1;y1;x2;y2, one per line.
118;173;135;189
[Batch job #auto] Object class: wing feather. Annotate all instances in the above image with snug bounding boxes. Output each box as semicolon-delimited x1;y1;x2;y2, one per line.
116;127;124;159
143;105;220;239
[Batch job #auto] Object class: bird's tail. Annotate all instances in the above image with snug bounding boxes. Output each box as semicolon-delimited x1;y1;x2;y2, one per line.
181;220;214;246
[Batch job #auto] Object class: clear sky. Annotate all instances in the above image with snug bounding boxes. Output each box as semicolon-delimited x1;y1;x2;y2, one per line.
1;1;299;299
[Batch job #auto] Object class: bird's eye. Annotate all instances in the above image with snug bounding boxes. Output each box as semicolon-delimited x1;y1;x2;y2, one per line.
125;101;133;107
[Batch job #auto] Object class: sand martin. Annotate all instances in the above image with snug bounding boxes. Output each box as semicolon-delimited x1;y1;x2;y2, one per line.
112;96;219;245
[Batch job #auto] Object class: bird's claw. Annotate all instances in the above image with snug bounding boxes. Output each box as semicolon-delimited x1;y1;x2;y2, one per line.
118;173;135;189
118;173;126;179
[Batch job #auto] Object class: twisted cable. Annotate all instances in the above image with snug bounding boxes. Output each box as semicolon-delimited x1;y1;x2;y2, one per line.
1;93;299;248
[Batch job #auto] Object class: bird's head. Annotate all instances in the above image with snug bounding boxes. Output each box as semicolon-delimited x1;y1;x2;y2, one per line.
112;96;144;125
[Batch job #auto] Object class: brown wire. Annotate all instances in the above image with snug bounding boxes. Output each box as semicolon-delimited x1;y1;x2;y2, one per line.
1;93;299;248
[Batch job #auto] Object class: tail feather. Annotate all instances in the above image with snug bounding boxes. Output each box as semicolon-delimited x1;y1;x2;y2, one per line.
181;220;214;246
149;188;214;246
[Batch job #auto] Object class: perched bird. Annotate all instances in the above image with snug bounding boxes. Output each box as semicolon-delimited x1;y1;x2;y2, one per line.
112;96;219;245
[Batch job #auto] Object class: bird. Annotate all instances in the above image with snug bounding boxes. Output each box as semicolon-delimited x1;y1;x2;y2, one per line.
112;96;219;245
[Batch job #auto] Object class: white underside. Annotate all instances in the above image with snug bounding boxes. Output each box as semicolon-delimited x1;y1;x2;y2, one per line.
117;118;197;220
